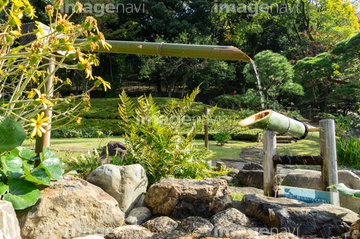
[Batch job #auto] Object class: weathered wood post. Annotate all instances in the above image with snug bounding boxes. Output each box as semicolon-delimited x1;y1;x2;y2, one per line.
320;119;340;206
263;130;277;197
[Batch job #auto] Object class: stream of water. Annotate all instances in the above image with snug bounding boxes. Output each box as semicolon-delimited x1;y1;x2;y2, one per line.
251;60;265;110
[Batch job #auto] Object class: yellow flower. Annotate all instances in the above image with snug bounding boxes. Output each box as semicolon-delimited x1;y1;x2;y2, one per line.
75;48;84;61
28;89;35;98
65;44;74;51
96;76;111;91
30;112;49;138
45;5;54;16
76;117;82;123
34;89;54;109
80;59;93;80
66;78;72;85
75;2;83;13
26;6;37;20
9;10;22;28
98;32;112;51
35;21;45;38
54;76;63;84
12;0;25;8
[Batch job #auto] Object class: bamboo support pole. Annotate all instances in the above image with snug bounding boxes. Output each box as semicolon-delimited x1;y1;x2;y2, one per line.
76;39;252;61
239;110;319;142
263;130;277;197
273;155;323;165
320;120;340;206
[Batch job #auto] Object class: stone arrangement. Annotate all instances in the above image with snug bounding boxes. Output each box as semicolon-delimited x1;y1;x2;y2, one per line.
2;162;360;239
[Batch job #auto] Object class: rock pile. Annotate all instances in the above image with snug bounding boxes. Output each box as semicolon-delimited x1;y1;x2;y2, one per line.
2;163;359;239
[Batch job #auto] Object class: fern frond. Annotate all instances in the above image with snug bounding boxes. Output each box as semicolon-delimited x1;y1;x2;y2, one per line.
118;90;135;125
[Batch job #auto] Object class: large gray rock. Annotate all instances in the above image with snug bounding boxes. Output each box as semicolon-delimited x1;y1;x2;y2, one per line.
281;169;322;190
145;177;232;218
73;236;105;239
0;200;21;239
17;176;124;239
125;207;152;225
242;162;263;170
351;219;360;239
211;208;250;228
87;164;147;214
143;216;178;234
281;169;360;213
180;216;214;237
242;194;359;237
237;170;263;188
105;225;153;239
211;208;251;238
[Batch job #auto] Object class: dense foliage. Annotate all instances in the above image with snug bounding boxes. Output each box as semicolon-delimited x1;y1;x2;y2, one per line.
0;119;63;210
118;86;214;185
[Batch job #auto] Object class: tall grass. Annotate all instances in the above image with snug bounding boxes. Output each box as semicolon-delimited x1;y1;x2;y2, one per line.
337;135;360;169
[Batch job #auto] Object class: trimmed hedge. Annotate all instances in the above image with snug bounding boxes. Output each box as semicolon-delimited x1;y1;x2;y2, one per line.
52;98;260;140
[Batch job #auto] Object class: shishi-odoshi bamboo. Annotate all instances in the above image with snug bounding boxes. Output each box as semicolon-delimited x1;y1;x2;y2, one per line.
239;110;319;142
75;39;252;61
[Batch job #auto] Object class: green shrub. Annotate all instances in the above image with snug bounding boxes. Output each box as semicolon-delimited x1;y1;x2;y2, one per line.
214;132;232;146
51;128;109;138
118;86;213;185
214;94;243;108
337;135;360;169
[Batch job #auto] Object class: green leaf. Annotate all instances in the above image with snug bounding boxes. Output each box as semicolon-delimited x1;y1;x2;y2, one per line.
1;154;24;178
24;164;50;186
3;178;41;210
0;182;9;195
18;147;36;160
39;147;63;180
0;118;26;152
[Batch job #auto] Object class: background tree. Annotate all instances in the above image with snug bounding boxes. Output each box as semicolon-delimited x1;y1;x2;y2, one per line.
243;50;303;109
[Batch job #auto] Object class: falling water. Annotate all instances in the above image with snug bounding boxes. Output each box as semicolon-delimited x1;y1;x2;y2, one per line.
251;60;265;110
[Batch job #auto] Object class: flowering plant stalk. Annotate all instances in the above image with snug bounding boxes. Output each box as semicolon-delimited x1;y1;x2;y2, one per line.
0;0;111;137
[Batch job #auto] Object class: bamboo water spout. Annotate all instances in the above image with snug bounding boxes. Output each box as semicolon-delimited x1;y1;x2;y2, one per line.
75;40;252;61
239;110;319;142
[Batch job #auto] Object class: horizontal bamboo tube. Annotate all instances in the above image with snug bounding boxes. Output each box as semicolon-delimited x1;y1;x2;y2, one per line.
75;39;251;61
239;110;319;142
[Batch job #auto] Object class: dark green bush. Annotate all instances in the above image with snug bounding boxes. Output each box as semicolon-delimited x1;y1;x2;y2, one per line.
51;128;108;138
214;132;232;146
214;94;242;108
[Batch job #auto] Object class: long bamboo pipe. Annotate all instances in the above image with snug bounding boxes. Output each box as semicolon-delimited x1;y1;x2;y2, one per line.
239;110;319;142
75;39;252;61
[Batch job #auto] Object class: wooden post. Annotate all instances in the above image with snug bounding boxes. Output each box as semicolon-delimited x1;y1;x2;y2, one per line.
263;130;277;197
204;107;209;150
320;119;340;206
